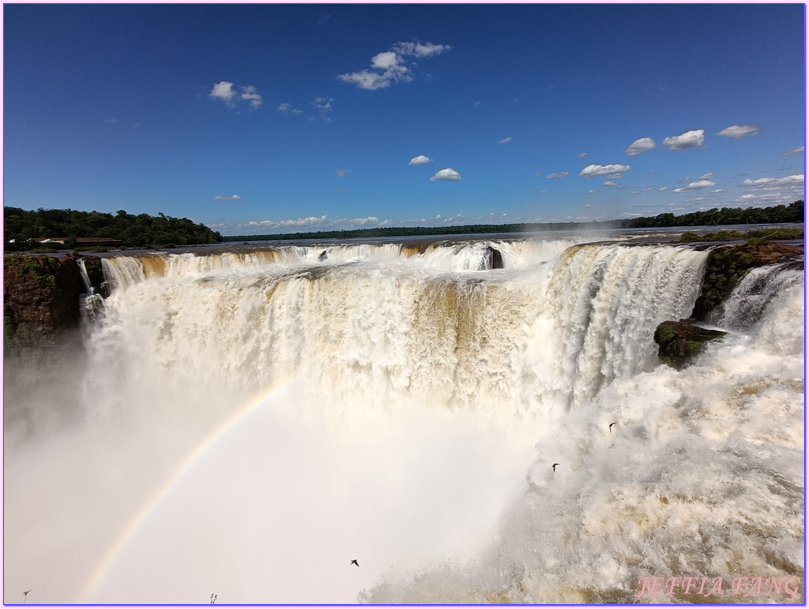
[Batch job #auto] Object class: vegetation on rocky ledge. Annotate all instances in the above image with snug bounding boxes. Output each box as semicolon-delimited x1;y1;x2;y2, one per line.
3;255;105;354
654;241;803;369
690;243;803;321
654;321;727;369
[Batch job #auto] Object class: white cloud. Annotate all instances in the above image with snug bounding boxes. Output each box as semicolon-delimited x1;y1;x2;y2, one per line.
716;124;759;140
625;137;656;156
240;85;263;109
334;188;345;193
659;186;669;191
210;81;237;106
209;81;262;109
781;146;805;156
741;174;804;187
371;51;402;70
577;152;587;158
587;190;596;195
546;172;569;179
392;41;451;57
430;168;461;182
212;194;242;200
700;172;714;180
313;97;334;121
338;40;450;90
662;129;705;151
337;70;392;90
408;155;433;165
278;102;302;114
498;137;512;144
335;169;351;177
673;179;716;192
579;163;631;177
603;180;622;187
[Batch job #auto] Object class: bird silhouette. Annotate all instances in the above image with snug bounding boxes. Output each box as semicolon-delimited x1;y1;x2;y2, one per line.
609;422;617;433
552;463;560;472
23;590;31;605
350;559;359;567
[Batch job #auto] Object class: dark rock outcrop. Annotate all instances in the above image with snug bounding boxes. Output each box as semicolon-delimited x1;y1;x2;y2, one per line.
691;243;803;320
3;255;107;353
654;319;727;369
81;255;108;295
480;246;504;270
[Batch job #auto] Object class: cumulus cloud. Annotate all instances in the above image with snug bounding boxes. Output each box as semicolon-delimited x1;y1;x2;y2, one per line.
662;129;705;151
700;172;714;180
430;168;461;182
579;163;631;177
716;125;759;139
498;137;512;144
673;179;716;192
335;169;351;177
209;81;262;109
624;137;656;157
313;97;334;121
240;85;263;109
741;174;804;187
278;102;302;114
408;155;433;165
212;194;242;200
603;180;622;187
546;172;569;179
338;40;450;90
587;189;596;195
392;41;450;57
781;146;804;155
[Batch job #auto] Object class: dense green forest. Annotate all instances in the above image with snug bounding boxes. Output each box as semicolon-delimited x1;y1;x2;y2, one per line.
224;200;804;242
3;201;803;251
4;207;222;251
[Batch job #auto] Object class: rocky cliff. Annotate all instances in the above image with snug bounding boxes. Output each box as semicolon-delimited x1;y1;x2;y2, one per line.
654;242;804;368
4;255;105;352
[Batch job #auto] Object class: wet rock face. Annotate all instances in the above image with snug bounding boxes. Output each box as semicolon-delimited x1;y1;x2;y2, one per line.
690;243;803;320
4;257;83;335
480;246;504;270
654;319;727;369
81;255;107;294
3;255;111;353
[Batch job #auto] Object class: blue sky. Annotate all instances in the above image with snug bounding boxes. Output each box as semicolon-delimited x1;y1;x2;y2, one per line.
3;3;805;236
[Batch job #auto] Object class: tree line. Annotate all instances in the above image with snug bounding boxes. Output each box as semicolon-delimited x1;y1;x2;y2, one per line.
224;200;804;242
3;201;802;250
4;207;223;251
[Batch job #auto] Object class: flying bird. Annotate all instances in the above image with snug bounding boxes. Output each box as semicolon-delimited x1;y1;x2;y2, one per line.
23;590;31;605
350;559;359;567
552;463;560;472
609;422;618;433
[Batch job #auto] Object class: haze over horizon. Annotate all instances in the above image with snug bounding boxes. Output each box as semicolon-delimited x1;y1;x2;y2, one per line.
3;3;805;237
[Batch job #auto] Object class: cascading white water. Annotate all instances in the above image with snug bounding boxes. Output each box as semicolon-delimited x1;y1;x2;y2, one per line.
3;236;802;604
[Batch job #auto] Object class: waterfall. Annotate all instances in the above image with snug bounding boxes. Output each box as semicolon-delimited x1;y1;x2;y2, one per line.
4;236;802;605
87;242;708;421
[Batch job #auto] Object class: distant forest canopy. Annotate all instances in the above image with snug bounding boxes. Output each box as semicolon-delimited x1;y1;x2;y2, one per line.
3;207;223;251
2;201;803;251
225;200;805;242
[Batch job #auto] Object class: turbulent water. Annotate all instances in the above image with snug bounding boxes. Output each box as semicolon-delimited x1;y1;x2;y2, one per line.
3;236;804;604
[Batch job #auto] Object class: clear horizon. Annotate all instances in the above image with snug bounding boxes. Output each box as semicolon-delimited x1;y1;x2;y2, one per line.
3;3;805;237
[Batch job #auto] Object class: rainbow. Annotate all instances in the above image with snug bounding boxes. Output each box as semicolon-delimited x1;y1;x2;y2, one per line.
78;377;297;603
